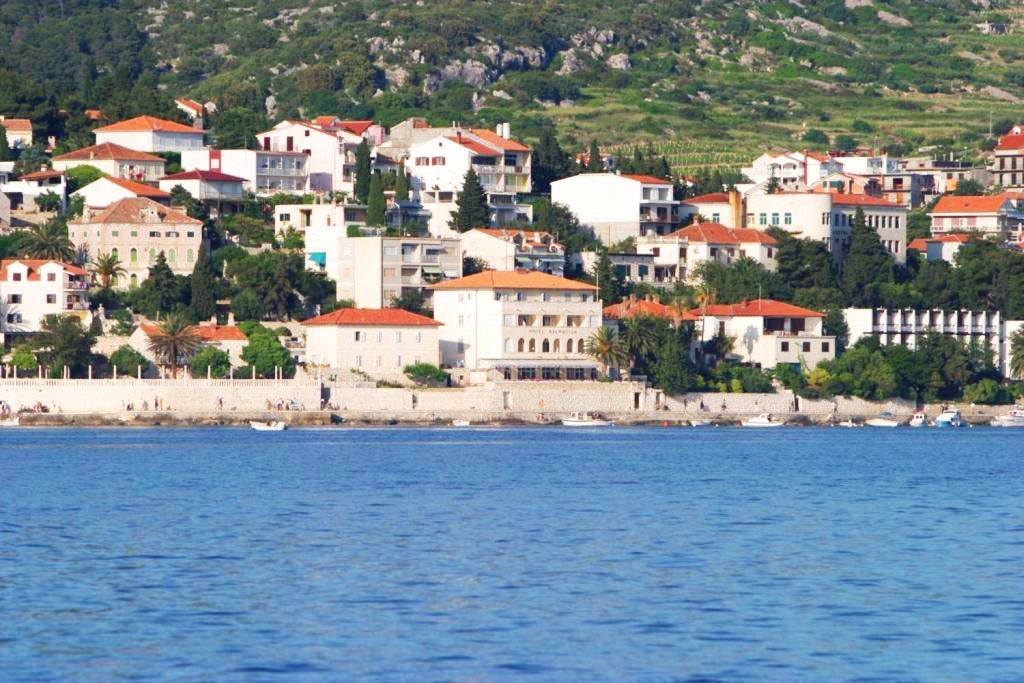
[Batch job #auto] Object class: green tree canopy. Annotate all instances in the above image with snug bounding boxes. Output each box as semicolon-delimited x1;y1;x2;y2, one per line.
448;168;490;231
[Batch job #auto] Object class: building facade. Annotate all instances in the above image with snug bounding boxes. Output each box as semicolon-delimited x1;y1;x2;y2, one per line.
52;143;167;182
0;260;90;342
991;126;1024;188
0;116;32;149
72;176;170;209
928;194;1023;240
93;116;206;153
459;229;565;276
181;149;309;195
637;223;777;283
551;173;680;245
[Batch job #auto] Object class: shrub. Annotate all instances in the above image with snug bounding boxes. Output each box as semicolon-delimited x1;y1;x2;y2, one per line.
109;345;149;377
404;363;448;387
11;344;38;372
189;346;232;378
963;379;1011;405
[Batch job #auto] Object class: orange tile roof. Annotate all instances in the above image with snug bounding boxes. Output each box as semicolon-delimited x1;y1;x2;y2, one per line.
85;109;104;121
690;299;824;318
72;197;200;225
175;98;204;115
930;195;1010;214
472;228;560;244
160;169;246;183
603;298;699;321
908;233;971;251
447;136;496;156
995;133;1024;151
667;222;776;245
102;177;171;198
140;324;247;341
54;142;165;162
1;259;88;280
621;174;672;185
828;194;902;208
336;120;375;136
467;128;530;152
0;117;31;132
94;115;203;135
684;192;730;204
430;270;596;291
304;307;440;327
19;169;64;181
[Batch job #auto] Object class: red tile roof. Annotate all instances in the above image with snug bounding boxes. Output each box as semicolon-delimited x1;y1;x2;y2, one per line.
666;222;776;245
140;324;247;341
175;98;204;115
431;270;596;291
0;117;31;132
467;128;530;152
908;233;971;251
447;136;496;156
828;194;902;208
603;298;699;321
85;109;104;121
160;169;246;183
102;177;171;198
303;307;441;327
54;142;165;162
94;115;203;135
0;259;88;280
621;174;672;185
19;169;64;181
72;197;200;225
684;192;730;204
930;195;1010;214
690;299;824;318
337;120;375;136
471;228;560;244
995;133;1024;151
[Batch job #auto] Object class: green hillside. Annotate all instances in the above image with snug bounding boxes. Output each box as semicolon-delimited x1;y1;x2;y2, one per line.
2;0;1023;169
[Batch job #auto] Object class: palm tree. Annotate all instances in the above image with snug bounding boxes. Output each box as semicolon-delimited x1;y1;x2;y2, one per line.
694;282;717;344
20;219;76;262
621;315;660;370
1010;328;1024;380
146;311;201;377
90;252;126;289
585;326;628;377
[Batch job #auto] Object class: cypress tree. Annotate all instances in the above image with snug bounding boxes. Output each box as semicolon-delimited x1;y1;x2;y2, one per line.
367;171;386;226
593;250;622;304
0;131;11;162
448;168;490;231
190;245;216;322
354;138;371;203
394;159;409;201
586;139;603;172
841;207;894;307
533;128;570;193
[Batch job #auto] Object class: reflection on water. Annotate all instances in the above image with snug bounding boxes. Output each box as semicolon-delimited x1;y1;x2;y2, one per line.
3;427;1024;680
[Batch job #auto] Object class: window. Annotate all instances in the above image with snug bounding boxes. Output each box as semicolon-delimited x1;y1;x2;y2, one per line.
375;356;381;367
7;294;21;303
415;157;429;166
187;249;195;263
149;231;160;238
47;272;57;282
376;331;383;343
46;294;56;304
130;248;138;263
131;231;138;237
771;213;779;225
12;273;21;281
395;332;402;343
355;355;362;367
542;340;550;353
458;315;464;326
759;213;767;225
784;213;792;225
503;314;514;326
187;232;195;238
111;231;119;237
355;331;362;341
802;342;811;353
822;342;830;353
415;332;421;343
711;213;720;222
431;157;445;166
781;341;789;352
6;313;22;323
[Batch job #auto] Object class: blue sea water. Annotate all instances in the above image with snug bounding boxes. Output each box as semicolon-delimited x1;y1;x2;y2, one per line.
2;426;1024;681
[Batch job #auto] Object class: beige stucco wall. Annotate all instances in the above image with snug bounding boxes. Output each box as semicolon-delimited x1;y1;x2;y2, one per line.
69;218;202;287
306;324;440;381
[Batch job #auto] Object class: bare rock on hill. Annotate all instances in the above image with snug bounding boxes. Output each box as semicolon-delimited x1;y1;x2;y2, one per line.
844;0;872;8
556;49;583;75
877;10;911;27
385;65;409;89
981;85;1021;103
606;53;632;71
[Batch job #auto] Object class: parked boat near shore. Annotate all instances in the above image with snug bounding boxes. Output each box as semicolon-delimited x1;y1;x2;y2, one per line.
0;416;20;427
909;412;928;428
561;412;614;427
991;407;1024;428
741;413;784;428
865;412;900;428
250;420;287;431
934;409;964;428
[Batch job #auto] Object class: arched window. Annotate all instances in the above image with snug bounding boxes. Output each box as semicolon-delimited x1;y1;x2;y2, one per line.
110;247;119;260
129;273;138;288
566;339;574;353
517;339;525;352
149;249;157;262
130;248;138;264
553;339;561;353
579;338;586;353
528;339;536;353
168;249;176;262
187;249;195;263
504;338;512;353
542;339;550;353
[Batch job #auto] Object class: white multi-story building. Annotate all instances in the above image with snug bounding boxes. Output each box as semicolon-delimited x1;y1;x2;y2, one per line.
274;201;367;237
93;116;206;153
928;194;1024;240
741;151;841;188
0;259;90;342
68;198;203;288
550;173;680;245
257;119;380;195
459;229;565;276
157;170;246;211
744;192;907;263
908;233;970;263
637;223;777;283
690;299;835;370
830;152;899;177
304;230;461;309
0;116;32;149
430;270;603;383
845;308;1024;379
680;191;743;228
408;125;532;237
72;176;171;209
991;125;1024;188
1;169;67;213
303;307;441;382
52;143;167;182
181;149;309;195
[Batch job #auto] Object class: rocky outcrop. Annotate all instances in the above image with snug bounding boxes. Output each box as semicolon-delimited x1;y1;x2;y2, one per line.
606;53;631;71
556;49;583;75
877;10;911;27
385;65;409;89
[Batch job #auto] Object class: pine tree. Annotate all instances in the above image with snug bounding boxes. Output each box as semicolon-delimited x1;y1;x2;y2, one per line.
145;252;180;318
394;159;409;201
190;245;216;322
448;168;490;231
367;171;386;226
533;128;570;193
841;207;894;307
586;140;603;172
0;131;11;162
593;250;622;305
354;138;371;203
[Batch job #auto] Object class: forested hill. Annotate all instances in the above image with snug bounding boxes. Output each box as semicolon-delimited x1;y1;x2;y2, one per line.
2;0;1023;165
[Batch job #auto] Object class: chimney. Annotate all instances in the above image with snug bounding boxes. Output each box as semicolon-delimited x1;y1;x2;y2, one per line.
728;188;742;229
227;312;236;326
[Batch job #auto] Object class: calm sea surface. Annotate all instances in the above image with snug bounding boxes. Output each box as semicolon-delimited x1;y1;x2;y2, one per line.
2;426;1024;681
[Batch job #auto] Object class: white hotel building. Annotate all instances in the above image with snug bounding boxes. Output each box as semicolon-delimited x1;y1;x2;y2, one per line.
431;271;603;383
0;259;91;343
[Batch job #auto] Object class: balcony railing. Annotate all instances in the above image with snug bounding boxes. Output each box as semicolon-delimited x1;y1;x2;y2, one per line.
64;302;89;311
65;281;90;290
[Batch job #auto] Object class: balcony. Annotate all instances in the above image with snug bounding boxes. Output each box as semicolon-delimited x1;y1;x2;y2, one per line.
64;280;90;290
64;302;89;311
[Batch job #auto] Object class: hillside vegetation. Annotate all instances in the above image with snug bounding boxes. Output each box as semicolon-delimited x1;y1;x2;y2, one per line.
2;0;1023;171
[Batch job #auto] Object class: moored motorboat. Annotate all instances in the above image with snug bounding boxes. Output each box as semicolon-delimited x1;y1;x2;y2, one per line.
0;416;19;427
909;412;928;428
250;420;287;431
741;413;784;427
865;412;900;428
992;407;1024;428
934;409;963;428
451;419;472;427
837;419;859;428
561;412;614;427
689;419;710;427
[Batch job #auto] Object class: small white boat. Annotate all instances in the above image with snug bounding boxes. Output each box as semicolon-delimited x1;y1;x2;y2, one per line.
865;412;900;428
250;420;287;431
0;416;19;427
689;419;711;427
934;409;963;429
992;407;1024;428
451;419;472;427
909;412;928;428
837;419;859;428
741;413;784;427
561;412;614;427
